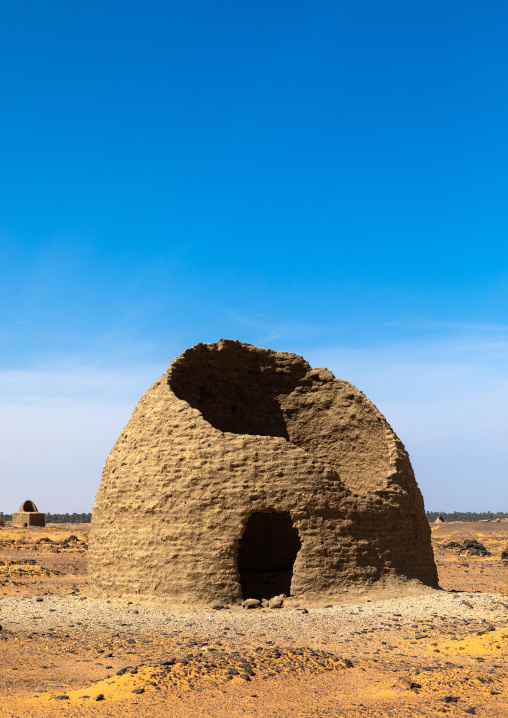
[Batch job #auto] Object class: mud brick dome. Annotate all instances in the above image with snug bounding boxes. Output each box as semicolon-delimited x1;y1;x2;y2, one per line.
89;340;438;604
12;500;45;528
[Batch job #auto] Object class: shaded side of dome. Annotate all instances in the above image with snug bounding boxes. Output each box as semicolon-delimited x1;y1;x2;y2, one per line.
19;499;38;512
168;339;309;438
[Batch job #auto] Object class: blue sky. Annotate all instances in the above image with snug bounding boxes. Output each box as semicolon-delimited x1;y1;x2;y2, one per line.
1;1;507;512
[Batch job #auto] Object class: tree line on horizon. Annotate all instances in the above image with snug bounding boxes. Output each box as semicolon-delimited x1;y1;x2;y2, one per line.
3;510;508;525
0;512;92;523
426;510;508;522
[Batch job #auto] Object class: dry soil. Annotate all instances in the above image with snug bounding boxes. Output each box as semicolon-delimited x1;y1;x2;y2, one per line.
1;521;508;717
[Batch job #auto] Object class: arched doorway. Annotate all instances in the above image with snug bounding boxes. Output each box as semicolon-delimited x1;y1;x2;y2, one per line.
237;511;301;600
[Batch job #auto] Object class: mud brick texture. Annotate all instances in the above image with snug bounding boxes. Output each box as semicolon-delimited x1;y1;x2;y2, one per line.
89;340;438;604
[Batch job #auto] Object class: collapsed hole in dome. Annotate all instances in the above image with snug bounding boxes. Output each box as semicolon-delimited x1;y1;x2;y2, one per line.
237;511;301;600
169;345;307;438
22;500;37;512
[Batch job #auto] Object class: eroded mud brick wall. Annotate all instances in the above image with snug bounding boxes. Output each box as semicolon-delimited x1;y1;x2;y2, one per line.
89;340;438;603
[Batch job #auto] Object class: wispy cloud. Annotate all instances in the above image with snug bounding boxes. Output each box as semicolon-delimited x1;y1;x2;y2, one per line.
0;363;163;404
1;331;506;514
0;362;163;513
228;310;337;342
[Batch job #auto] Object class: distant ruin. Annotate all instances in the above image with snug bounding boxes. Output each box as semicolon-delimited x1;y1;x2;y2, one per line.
89;340;438;604
12;500;45;528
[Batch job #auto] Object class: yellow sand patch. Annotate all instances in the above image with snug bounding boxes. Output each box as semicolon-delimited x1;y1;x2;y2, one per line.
28;647;354;703
29;666;158;703
439;627;508;655
412;667;504;698
0;561;58;579
0;526;89;541
375;668;504;700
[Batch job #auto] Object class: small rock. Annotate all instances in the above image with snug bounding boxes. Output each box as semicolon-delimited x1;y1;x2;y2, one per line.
132;687;145;694
95;693;105;701
392;676;412;693
242;598;261;609
477;625;495;636
464;708;476;715
54;695;69;700
210;602;224;610
268;595;284;609
36;597;43;603
298;608;309;614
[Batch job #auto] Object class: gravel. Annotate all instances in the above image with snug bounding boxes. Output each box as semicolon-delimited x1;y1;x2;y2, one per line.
1;590;507;645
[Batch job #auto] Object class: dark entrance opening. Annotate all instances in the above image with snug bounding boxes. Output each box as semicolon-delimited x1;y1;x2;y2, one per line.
237;511;301;600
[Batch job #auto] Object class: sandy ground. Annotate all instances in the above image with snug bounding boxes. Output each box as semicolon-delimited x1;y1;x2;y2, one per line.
0;521;507;717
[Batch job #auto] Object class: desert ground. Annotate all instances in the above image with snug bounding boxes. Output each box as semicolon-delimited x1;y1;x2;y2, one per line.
0;521;507;717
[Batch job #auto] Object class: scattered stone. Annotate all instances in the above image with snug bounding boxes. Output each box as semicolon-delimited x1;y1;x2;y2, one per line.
443;541;462;551
464;708;476;715
95;693;105;701
132;688;145;694
160;659;176;666
391;675;412;693
477;625;495;635
54;695;69;700
268;595;285;609
242;599;261;609
443;539;490;556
